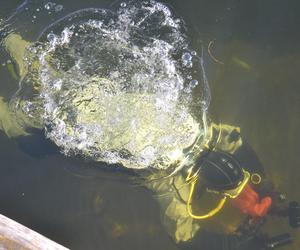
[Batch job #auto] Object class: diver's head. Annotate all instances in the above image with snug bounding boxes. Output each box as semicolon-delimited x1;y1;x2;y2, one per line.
196;150;245;192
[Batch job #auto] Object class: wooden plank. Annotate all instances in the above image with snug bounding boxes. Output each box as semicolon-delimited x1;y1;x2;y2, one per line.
0;214;69;250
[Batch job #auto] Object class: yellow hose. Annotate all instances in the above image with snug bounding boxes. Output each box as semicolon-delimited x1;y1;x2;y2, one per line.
186;178;227;220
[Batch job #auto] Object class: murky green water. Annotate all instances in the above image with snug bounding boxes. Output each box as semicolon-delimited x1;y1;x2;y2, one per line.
1;0;300;249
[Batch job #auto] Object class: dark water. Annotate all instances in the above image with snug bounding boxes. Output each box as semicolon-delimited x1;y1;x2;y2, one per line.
1;0;300;249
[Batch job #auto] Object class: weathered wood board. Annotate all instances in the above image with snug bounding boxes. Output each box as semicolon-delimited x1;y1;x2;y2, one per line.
0;214;69;250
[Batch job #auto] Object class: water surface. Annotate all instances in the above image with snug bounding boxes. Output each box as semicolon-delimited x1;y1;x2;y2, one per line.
1;0;300;249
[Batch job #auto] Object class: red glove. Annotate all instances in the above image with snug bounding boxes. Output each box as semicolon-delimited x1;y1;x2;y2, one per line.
231;184;272;217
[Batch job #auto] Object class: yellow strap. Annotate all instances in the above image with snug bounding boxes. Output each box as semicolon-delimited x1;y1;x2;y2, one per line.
186;178;227;220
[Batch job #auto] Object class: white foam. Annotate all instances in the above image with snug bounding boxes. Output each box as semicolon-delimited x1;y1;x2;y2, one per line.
14;1;210;170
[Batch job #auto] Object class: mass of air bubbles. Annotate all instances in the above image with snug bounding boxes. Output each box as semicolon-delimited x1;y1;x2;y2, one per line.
2;1;210;171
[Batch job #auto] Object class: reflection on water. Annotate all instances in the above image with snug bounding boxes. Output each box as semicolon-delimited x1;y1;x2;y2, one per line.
1;0;300;249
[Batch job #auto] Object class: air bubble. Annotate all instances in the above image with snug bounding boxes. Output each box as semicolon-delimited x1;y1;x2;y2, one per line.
44;2;55;10
55;5;63;12
182;52;192;61
44;3;51;10
185;61;193;68
120;2;127;7
182;52;193;68
47;32;56;42
190;80;198;88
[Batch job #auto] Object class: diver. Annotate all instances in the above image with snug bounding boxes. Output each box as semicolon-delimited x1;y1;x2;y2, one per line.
143;122;300;250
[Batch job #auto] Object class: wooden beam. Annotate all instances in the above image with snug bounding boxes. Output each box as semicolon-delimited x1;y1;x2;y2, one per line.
0;214;69;250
